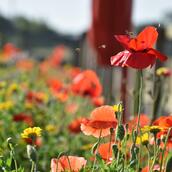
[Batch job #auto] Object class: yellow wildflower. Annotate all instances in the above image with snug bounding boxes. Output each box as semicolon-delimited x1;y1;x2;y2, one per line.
6;83;19;97
141;125;163;135
113;103;123;112
0;81;6;89
136;133;149;145
0;101;13;110
45;124;57;133
156;67;171;77
21;127;42;139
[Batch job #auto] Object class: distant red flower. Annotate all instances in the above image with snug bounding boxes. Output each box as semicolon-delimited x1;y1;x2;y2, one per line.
3;43;20;58
91;96;105;107
111;26;167;69
47;78;63;93
48;45;65;67
65;103;78;114
153;116;172;148
128;114;150;131
24;137;42;147
51;156;87;172
71;70;102;97
55;90;69;103
81;105;117;138
26;91;47;104
68;117;84;134
153;116;172;128
13;113;33;126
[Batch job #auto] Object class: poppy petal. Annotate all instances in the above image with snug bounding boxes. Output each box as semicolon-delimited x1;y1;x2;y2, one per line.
148;49;168;61
111;50;131;67
125;52;156;69
129;26;158;51
91;105;116;121
114;35;130;49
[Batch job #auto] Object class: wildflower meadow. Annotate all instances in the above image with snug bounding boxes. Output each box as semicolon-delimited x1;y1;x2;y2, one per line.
0;26;172;172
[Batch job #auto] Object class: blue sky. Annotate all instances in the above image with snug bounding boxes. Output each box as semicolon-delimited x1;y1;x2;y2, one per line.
0;0;172;35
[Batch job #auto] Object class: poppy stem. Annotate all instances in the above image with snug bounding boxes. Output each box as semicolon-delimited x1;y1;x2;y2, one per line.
135;70;143;134
91;129;102;172
160;127;172;172
134;70;143;171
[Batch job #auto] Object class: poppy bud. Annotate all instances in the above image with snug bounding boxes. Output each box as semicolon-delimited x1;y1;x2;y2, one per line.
116;124;125;141
27;145;37;163
112;144;118;158
132;130;137;142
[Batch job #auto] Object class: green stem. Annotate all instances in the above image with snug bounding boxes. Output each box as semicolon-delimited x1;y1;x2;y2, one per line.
133;70;143;172
135;70;143;134
146;146;151;171
160;127;172;172
31;161;35;172
92;130;102;172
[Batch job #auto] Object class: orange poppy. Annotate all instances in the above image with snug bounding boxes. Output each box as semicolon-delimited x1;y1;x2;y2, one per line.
47;78;63;93
51;156;87;172
26;91;48;104
3;43;20;58
153;116;172;128
71;70;102;97
69;67;81;78
153;116;172;148
81;105;117;138
98;142;113;162
128;114;150;131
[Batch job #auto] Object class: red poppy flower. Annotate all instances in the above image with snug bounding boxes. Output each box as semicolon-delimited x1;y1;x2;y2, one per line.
47;78;63;93
153;116;172;128
13;113;33;126
71;70;102;97
128;114;150;131
69;67;81;78
68;117;84;134
26;91;47;104
98;142;113;162
153;116;172;148
111;26;167;69
81;105;117;138
3;43;20;58
51;156;87;172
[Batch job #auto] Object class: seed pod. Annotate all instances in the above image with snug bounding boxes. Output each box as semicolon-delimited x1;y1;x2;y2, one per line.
116;124;125;141
112;144;118;158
